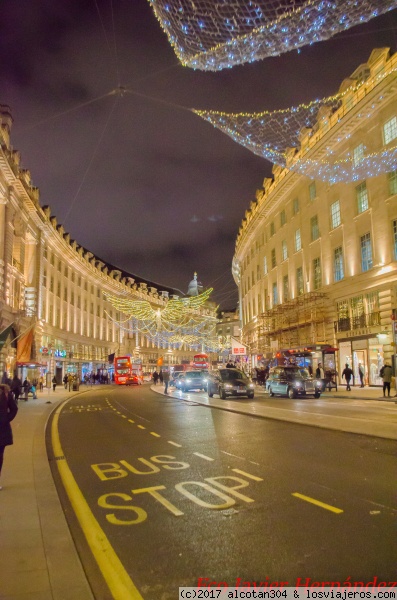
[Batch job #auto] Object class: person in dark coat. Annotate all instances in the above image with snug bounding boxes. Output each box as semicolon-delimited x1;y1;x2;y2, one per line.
152;371;159;385
0;383;18;490
158;370;164;384
23;378;30;400
10;375;22;403
341;363;353;391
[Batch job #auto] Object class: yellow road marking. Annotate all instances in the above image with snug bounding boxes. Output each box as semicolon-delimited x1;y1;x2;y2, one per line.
137;425;146;429
128;419;135;424
168;441;182;447
51;400;143;599
150;432;160;437
292;492;343;513
232;468;263;481
121;415;127;419
193;452;214;461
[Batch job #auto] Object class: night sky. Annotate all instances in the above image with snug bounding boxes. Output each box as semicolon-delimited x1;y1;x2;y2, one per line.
1;1;396;307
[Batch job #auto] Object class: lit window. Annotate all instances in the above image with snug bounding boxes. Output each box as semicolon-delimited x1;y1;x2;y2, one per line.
356;182;369;213
263;256;268;274
393;220;397;260
311;215;320;241
295;229;301;252
272;282;278;306
334;247;344;282
353;144;365;165
309;182;316;201
270;222;275;237
280;210;286;226
360;233;373;272
293;198;299;214
296;267;304;296
271;248;276;268
283;275;289;301
383;116;397;145
256;264;260;282
330;200;341;229
281;240;288;261
388;170;397;196
313;257;322;290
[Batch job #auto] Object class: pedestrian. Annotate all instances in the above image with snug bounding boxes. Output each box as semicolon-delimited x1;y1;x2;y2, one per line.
39;376;44;392
358;363;365;388
52;376;57;392
308;365;313;377
0;382;18;490
341;363;353;391
23;378;30;400
152;370;159;385
380;362;392;398
10;375;22;403
315;362;325;391
159;370;164;385
163;369;170;394
63;374;68;389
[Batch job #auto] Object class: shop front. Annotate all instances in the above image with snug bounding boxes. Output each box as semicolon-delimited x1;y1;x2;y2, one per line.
273;345;337;376
338;336;385;386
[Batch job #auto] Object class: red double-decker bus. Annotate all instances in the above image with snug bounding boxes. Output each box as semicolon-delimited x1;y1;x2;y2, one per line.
114;356;142;385
192;353;209;370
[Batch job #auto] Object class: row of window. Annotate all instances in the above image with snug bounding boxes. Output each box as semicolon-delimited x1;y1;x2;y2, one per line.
244;226;388;310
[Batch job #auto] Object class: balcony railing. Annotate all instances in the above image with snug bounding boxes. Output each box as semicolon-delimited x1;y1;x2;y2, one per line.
334;312;381;333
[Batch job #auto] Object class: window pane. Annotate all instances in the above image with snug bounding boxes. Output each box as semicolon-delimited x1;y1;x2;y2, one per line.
311;215;320;241
296;266;304;296
330;200;341;229
384;116;397;145
283;275;289;301
282;240;288;261
309;182;316;201
293;198;299;214
272;282;278;306
388;170;397;196
295;229;301;251
356;182;368;213
334;246;344;282
271;248;276;268
360;232;373;272
313;257;322;290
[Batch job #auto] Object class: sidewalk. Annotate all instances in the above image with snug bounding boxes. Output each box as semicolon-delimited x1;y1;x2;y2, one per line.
0;387;94;600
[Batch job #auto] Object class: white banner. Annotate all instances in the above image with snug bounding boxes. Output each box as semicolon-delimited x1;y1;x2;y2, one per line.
231;337;247;356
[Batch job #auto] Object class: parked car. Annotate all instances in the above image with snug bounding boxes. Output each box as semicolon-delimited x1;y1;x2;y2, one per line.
178;370;208;392
207;368;255;399
170;372;185;388
266;366;322;398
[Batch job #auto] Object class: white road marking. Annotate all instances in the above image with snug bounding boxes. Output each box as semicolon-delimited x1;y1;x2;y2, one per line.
193;452;214;461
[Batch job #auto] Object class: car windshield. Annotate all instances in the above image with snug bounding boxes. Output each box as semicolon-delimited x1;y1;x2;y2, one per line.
185;372;202;378
220;369;247;381
271;367;310;380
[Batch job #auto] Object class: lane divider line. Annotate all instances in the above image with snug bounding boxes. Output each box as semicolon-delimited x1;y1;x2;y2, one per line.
193;452;214;461
150;432;161;437
128;419;135;424
168;441;182;447
51;399;143;600
292;492;343;514
137;425;146;429
232;468;263;481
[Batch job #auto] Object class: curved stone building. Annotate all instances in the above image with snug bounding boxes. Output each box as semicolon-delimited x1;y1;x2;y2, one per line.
0;106;216;384
233;48;397;385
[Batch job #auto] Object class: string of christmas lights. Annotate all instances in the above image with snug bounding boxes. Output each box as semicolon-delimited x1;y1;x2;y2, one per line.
193;59;397;183
147;0;397;71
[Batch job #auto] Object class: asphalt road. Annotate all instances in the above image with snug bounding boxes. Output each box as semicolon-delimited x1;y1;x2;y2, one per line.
47;384;397;600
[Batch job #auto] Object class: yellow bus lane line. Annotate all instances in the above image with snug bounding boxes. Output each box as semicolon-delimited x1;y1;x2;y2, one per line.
292;492;343;513
51;399;144;600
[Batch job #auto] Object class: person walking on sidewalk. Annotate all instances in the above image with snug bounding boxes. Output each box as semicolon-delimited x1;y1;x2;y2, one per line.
358;363;365;387
10;375;22;403
52;376;57;392
163;370;170;394
380;362;392;397
0;383;18;490
342;363;353;391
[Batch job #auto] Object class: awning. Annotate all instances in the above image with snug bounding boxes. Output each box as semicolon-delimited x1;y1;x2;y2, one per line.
16;361;46;368
0;323;17;351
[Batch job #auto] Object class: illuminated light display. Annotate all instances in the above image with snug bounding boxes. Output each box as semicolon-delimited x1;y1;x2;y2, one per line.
193;60;397;182
104;288;219;350
147;0;397;71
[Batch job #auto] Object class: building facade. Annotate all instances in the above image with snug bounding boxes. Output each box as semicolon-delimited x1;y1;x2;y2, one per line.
0;106;216;384
233;48;397;385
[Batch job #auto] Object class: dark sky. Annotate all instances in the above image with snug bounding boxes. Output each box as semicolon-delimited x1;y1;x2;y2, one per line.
1;1;396;307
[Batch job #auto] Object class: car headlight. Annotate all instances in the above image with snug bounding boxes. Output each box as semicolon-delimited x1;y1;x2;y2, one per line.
203;378;207;383
224;384;232;389
186;379;191;383
316;380;322;387
294;381;302;386
249;383;254;388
